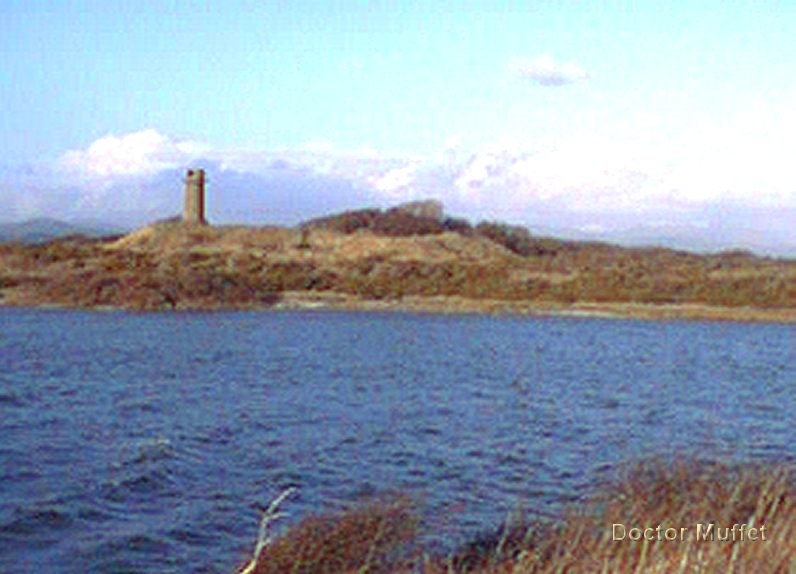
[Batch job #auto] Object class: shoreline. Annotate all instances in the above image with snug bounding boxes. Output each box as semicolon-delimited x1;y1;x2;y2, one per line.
273;291;796;323
3;291;795;324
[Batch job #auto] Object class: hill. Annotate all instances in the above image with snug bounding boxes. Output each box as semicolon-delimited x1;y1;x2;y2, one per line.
0;206;794;322
0;218;124;244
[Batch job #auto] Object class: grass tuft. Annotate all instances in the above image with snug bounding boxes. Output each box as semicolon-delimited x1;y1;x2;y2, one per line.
243;493;419;574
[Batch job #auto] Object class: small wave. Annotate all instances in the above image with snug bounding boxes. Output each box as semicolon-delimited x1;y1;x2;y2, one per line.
112;437;176;470
167;525;215;547
114;397;160;415
100;467;179;507
0;463;42;483
73;532;178;574
415;424;443;437
196;425;236;446
0;503;74;538
747;401;779;414
0;391;26;407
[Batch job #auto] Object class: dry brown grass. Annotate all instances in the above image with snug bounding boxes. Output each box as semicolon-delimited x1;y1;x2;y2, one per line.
239;459;795;573
243;494;419;574
1;219;794;317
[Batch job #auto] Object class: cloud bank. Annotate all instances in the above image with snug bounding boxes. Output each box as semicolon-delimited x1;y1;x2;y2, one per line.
1;119;794;256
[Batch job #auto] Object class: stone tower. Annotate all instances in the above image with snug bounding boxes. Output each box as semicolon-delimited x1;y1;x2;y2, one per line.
183;168;207;224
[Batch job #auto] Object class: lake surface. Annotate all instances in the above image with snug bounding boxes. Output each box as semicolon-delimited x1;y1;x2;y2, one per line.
0;309;793;573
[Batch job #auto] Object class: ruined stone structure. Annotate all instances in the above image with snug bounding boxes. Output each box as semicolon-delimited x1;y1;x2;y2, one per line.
183;169;207;224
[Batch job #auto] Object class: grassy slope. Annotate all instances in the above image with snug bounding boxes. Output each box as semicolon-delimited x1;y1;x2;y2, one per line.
0;213;794;321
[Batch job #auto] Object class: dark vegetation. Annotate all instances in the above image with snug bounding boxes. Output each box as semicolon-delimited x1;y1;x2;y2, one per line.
0;206;794;314
306;206;599;257
239;459;794;573
304;206;475;237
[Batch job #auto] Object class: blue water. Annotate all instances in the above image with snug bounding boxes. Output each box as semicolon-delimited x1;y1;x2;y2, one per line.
0;309;793;573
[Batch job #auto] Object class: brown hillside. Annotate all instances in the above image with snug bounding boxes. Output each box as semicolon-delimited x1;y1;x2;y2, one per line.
0;210;794;321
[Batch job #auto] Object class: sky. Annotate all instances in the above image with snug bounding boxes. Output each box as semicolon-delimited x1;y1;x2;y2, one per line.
1;0;795;255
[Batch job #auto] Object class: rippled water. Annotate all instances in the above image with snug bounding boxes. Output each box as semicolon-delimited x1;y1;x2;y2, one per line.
0;309;793;573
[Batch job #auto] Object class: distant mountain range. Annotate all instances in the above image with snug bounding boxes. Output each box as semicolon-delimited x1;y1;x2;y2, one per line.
0;218;127;244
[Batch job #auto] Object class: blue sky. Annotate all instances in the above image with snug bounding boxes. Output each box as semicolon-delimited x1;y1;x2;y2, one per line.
2;1;795;255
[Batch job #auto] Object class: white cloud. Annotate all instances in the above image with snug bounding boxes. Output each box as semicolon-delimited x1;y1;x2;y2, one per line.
59;129;207;177
349;102;796;254
444;134;463;151
510;55;589;86
369;164;421;194
40;119;796;221
4;115;794;255
664;105;796;207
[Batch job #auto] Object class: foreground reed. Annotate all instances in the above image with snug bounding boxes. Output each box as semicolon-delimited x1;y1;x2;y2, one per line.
238;458;794;573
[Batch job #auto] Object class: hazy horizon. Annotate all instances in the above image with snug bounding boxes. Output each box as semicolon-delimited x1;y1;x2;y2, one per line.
2;2;795;256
